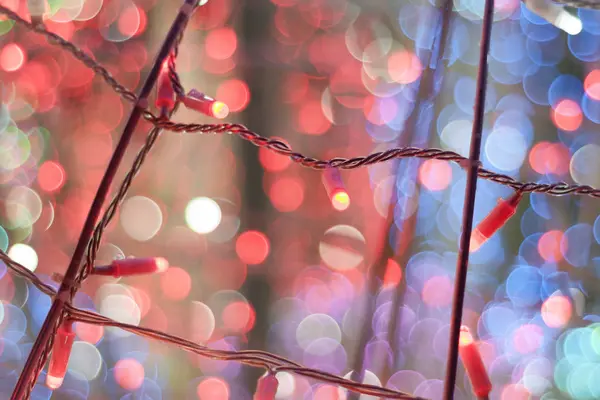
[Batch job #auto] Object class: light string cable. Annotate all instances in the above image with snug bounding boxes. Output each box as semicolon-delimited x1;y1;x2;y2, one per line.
0;0;599;398
0;3;418;400
1;5;600;199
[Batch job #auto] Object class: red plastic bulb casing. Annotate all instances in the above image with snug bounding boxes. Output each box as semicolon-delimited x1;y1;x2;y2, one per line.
254;374;279;400
470;191;523;252
46;322;75;390
182;89;229;119
156;62;175;110
459;326;492;398
92;257;169;277
322;168;350;211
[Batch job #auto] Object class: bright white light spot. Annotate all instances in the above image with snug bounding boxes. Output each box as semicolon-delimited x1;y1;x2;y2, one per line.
191;301;215;343
8;243;38;271
275;372;295;399
100;294;140;337
120;196;163;242
319;225;365;271
340;370;381;400
185;197;222;234
554;10;582;35
68;341;102;381
296;314;342;352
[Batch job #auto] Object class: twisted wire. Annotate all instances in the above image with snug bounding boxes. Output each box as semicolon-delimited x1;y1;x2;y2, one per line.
3;1;600;398
62;305;421;399
3;4;600;200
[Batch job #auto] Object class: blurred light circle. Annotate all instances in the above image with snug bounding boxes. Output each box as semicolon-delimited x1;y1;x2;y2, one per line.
185;197;222;234
222;301;255;334
485;126;527;171
100;294;141;336
507;266;542;307
49;0;84;22
114;358;144;390
74;0;103;21
236;230;270;265
68;341;102;381
98;0;140;42
74;322;104;345
0;43;25;72
418;159;452;191
120;196;163;242
387;370;426;394
160;267;192;301
319;225;365;271
551;99;582;131
0;126;30;170
541;295;572;328
388;50;422;84
191;301;215;343
570;144;600;188
561;223;592;268
275;372;295;398
269;176;304;212
37;160;66;193
196;377;229;399
0;225;8;251
296;313;341;352
5;186;42;229
441;119;472;157
205;27;237;60
584;70;600;100
8;243;38;271
216;79;250;112
340;370;381;400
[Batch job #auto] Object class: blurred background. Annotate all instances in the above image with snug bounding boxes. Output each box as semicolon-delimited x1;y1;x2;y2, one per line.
0;0;600;398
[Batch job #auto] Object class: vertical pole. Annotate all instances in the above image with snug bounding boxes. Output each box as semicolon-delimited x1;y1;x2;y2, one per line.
443;1;494;399
11;1;198;398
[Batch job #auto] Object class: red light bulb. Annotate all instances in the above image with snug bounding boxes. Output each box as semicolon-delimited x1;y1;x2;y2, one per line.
322;168;350;211
47;322;75;390
470;191;523;252
254;373;278;400
458;326;492;398
156;61;175;110
182;89;229;119
92;257;169;277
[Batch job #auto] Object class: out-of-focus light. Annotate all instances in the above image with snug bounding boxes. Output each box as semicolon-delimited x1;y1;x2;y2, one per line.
216;79;250;112
38;161;66;193
47;322;75;390
0;43;25;72
8;243;38;272
458;326;492;398
120;196;163;242
160;267;192;301
114;358;145;391
418;159;452;191
197;377;230;400
205;27;237;60
322;168;350;211
185;197;222;234
584;70;600;100
541;295;572;328
551;99;582;131
470;191;523;252
254;373;278;400
538;230;564;262
319;225;365;271
92;257;169;277
182;89;229;119
236;230;270;265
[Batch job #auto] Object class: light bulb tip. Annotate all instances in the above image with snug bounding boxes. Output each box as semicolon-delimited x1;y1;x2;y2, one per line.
212;101;229;119
46;375;64;389
155;257;169;273
331;191;350;211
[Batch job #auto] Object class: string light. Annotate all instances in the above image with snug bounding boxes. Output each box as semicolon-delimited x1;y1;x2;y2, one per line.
523;0;583;35
470;191;523;252
322;168;350;211
46;321;75;390
91;257;169;277
0;2;599;399
156;61;176;111
26;0;46;25
458;326;492;400
182;89;230;119
253;372;279;400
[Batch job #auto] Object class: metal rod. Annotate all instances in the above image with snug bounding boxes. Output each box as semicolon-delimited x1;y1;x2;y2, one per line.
11;1;197;397
442;0;495;399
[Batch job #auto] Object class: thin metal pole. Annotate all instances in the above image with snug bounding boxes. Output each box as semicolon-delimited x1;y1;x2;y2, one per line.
442;1;494;399
11;1;197;397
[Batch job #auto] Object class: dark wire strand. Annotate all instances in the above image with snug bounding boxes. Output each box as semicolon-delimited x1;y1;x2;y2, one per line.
1;4;600;200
